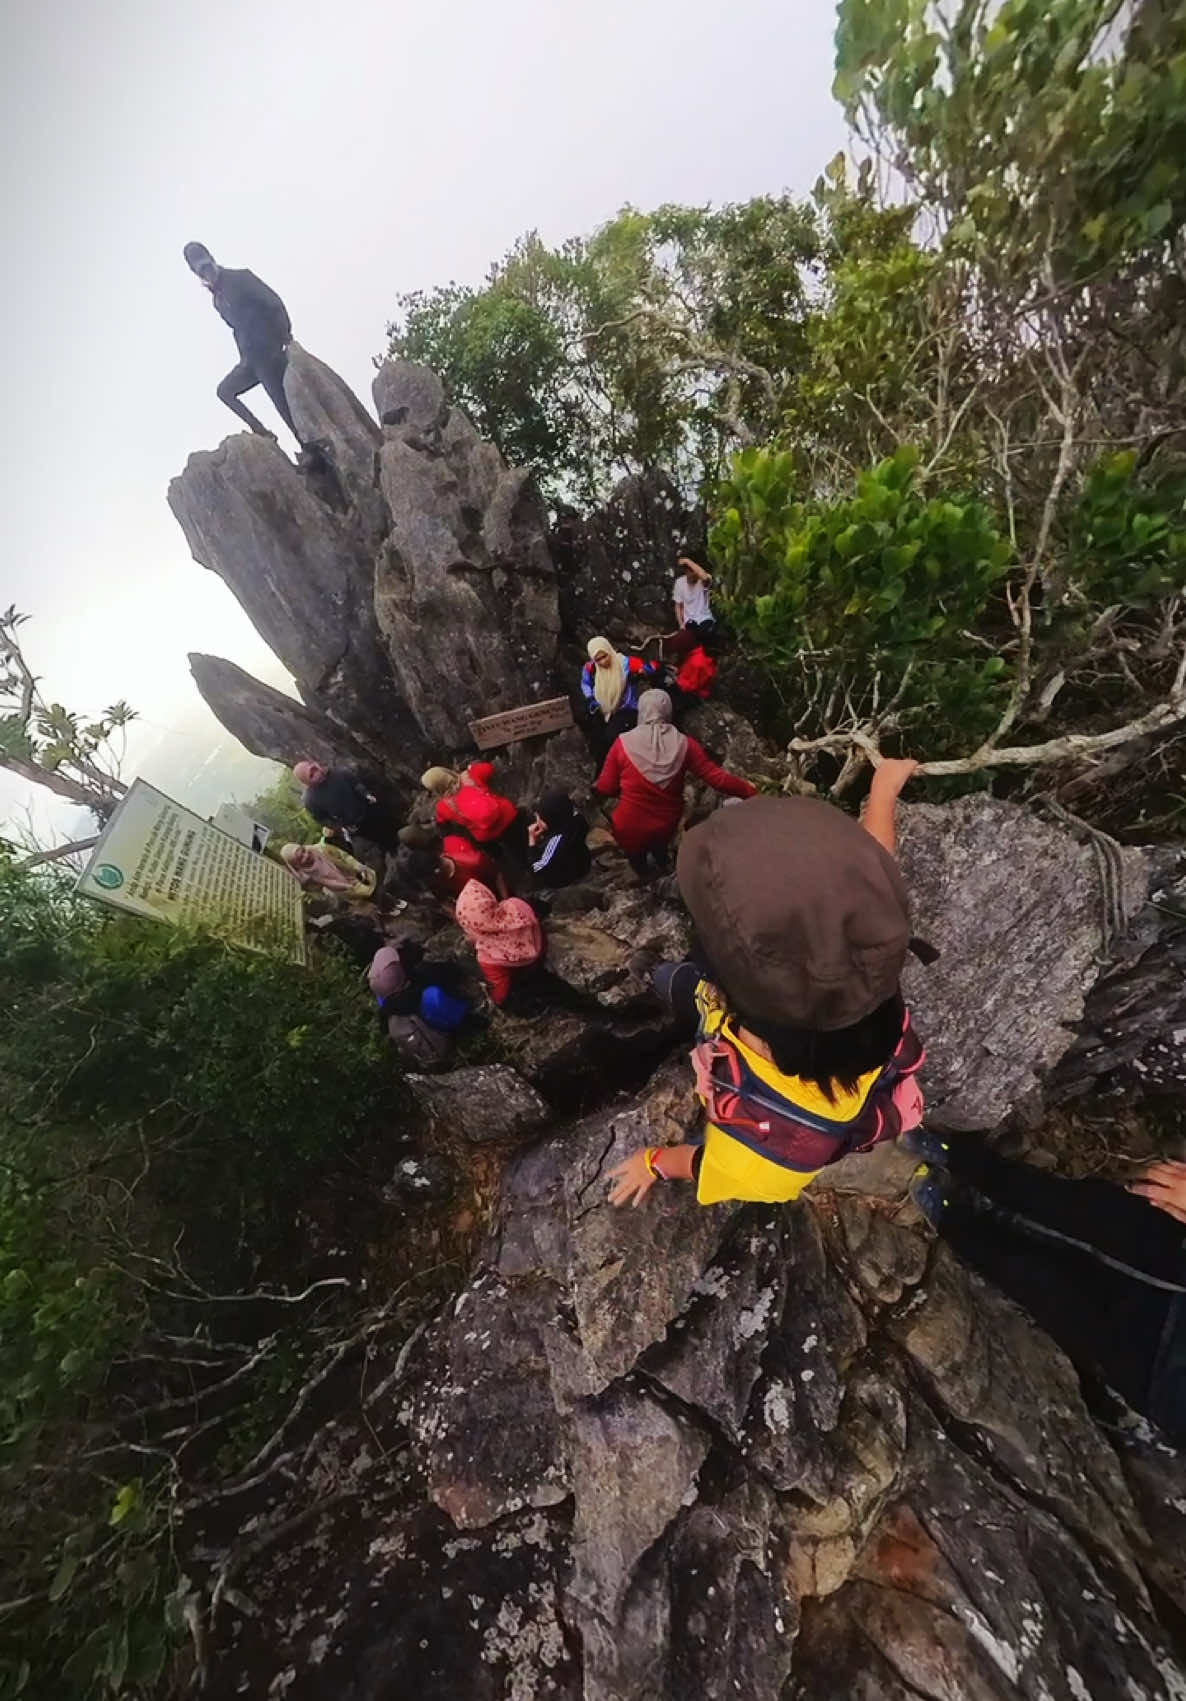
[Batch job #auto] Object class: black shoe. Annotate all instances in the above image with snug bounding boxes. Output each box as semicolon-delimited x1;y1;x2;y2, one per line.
908;1163;951;1229
899;1128;951;1166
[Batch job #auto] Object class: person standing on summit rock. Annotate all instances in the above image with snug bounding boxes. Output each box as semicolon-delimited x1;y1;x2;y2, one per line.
183;241;301;445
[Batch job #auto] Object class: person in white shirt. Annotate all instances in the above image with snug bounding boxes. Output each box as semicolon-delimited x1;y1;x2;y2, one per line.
673;555;714;632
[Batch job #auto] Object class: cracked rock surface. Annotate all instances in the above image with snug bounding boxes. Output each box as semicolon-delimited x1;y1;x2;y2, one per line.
201;1040;1186;1701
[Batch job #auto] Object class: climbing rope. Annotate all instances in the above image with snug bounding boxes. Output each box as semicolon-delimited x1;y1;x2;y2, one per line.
1035;797;1130;959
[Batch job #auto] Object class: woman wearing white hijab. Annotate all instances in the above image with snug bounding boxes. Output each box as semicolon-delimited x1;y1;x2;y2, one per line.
594;689;757;876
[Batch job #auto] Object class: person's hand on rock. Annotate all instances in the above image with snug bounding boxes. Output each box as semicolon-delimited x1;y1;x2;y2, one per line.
608;1150;658;1208
1128;1159;1186;1224
871;757;920;798
527;815;547;846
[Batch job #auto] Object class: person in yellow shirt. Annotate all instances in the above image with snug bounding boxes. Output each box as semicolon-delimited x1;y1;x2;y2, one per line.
609;760;926;1209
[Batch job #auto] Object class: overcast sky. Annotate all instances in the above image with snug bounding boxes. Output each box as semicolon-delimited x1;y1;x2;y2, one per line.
1;0;846;840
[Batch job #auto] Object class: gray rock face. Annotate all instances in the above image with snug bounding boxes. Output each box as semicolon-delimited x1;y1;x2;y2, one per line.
170;348;567;785
374;392;559;749
372;357;448;432
197;1047;1186;1700
552;470;702;648
897;796;1148;1128
187;652;383;779
284;341;389;546
1052;859;1186;1101
545;887;692;1012
405;1065;550;1145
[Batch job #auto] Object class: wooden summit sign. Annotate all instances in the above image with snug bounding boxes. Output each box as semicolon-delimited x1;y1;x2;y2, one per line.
469;696;575;751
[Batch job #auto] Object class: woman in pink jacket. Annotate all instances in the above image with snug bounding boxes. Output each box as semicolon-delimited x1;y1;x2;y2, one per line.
454;878;544;1006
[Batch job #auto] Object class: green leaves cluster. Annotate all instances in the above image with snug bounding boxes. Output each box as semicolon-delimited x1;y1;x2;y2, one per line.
834;0;1186;282
241;767;320;847
1;609;135;819
1069;451;1186;608
712;445;1012;751
387;197;820;502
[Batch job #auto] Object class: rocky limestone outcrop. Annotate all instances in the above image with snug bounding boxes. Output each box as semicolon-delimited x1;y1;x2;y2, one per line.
896;797;1148;1128
1052;854;1186;1102
192;797;1186;1701
169;351;795;814
169;348;566;785
551;470;704;649
187;653;383;778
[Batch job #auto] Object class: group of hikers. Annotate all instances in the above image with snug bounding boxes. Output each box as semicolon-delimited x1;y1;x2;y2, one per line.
280;720;1186;1447
189;242;1186;1447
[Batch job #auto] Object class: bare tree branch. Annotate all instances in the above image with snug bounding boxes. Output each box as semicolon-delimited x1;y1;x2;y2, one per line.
16;836;99;870
788;646;1186;785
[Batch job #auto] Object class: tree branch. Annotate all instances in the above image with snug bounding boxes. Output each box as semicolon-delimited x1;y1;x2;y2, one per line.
790;645;1186;786
16;836;99;870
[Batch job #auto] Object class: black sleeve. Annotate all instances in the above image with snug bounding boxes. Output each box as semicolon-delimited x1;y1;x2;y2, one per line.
653;959;703;1033
304;793;332;826
421;960;474;999
240;270;292;342
347;773;373;814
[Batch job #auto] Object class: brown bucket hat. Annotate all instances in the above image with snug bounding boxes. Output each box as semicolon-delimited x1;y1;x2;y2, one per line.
676;795;911;1031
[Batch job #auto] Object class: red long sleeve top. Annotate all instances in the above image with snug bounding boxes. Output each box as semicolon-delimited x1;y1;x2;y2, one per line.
594;738;756;856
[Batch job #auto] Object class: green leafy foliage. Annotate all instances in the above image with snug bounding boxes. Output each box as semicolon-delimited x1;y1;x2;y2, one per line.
240;767;320;847
1;610;135;819
834;0;1186;281
712;445;1013;752
1068;452;1186;606
386;198;820;502
0;857;408;1698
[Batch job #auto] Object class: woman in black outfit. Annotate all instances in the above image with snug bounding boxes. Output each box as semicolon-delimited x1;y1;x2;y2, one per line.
527;791;592;888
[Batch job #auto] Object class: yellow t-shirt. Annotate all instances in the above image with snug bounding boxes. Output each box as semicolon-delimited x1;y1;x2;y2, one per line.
692;984;882;1206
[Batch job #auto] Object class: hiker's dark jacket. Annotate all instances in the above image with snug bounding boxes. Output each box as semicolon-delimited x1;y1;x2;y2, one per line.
301;769;372;830
211;268;292;354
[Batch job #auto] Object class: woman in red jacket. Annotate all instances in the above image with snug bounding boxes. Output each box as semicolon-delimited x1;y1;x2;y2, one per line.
595;689;757;876
421;762;528;884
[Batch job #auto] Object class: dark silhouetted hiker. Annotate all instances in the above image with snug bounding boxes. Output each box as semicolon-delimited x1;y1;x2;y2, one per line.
184;241;300;444
528;791;592;888
292;759;398;853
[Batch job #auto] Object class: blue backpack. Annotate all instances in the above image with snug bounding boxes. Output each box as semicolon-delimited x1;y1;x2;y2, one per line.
420;984;470;1032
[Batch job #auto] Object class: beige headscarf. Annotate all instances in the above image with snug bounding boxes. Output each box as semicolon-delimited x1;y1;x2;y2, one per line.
280;842;374;896
421;766;460;796
586;637;625;719
619;689;688;787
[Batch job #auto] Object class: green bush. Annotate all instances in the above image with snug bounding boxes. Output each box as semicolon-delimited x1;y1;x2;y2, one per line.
0;858;409;1699
1068;451;1186;606
710;444;1014;754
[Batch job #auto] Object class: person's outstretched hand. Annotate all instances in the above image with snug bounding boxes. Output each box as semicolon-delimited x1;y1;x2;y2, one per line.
608;1150;658;1208
872;757;920;798
1128;1159;1186;1224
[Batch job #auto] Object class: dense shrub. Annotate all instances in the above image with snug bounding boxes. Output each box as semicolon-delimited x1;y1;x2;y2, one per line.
0;859;408;1699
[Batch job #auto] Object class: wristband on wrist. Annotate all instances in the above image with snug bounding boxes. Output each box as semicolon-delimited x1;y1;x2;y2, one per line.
643;1147;667;1181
